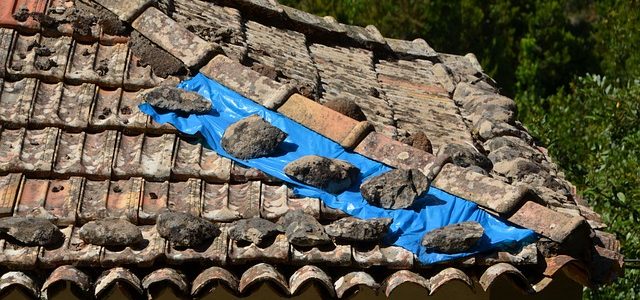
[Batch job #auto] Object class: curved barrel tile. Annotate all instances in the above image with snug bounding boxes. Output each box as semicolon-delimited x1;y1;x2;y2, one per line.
428;267;472;295
479;263;533;293
192;267;239;297
544;256;590;287
239;263;289;295
42;266;91;296
380;270;429;297
95;268;143;299
0;272;39;298
334;272;378;299
141;268;189;295
289;265;335;297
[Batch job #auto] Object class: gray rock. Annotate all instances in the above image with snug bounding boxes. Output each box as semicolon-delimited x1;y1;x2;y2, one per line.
437;143;492;171
156;212;219;247
360;169;430;209
279;210;331;247
284;155;359;194
78;218;143;247
141;86;212;114
221;115;288;160
0;217;62;246
324;217;392;242
421;221;484;254
229;218;282;246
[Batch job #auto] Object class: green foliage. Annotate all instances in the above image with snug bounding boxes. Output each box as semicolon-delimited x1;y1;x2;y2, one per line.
524;76;640;299
280;0;640;298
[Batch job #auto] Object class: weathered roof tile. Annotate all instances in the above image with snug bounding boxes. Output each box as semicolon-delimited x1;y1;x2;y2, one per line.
167;179;201;217
101;225;165;268
0;78;37;127
432;163;528;215
229;234;289;265
291;244;352;267
353;245;414;269
7;34;72;81
94;0;155;22
132;7;216;68
0;174;21;217
201;54;295;109
13;177;82;225
508;201;590;244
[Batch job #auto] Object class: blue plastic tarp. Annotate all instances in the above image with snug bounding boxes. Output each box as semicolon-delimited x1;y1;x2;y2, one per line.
139;73;537;264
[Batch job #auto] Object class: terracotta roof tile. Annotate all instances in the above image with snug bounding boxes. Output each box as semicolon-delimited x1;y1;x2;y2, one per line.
65;41;127;87
7;33;72;81
291;243;352;267
0;173;21;216
0;78;37;127
0;0;48;32
132;7;217;68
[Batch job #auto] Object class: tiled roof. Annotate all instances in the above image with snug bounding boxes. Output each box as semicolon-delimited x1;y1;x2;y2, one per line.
0;0;623;298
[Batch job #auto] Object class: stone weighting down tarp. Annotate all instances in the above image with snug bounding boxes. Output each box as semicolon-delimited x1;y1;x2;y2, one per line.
139;73;536;264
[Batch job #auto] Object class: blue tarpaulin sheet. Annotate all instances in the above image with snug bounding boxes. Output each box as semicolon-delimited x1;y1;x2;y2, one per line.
139;73;536;264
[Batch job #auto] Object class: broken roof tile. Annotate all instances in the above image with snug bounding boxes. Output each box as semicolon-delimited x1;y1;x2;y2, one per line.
132;7;217;68
432;163;528;215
